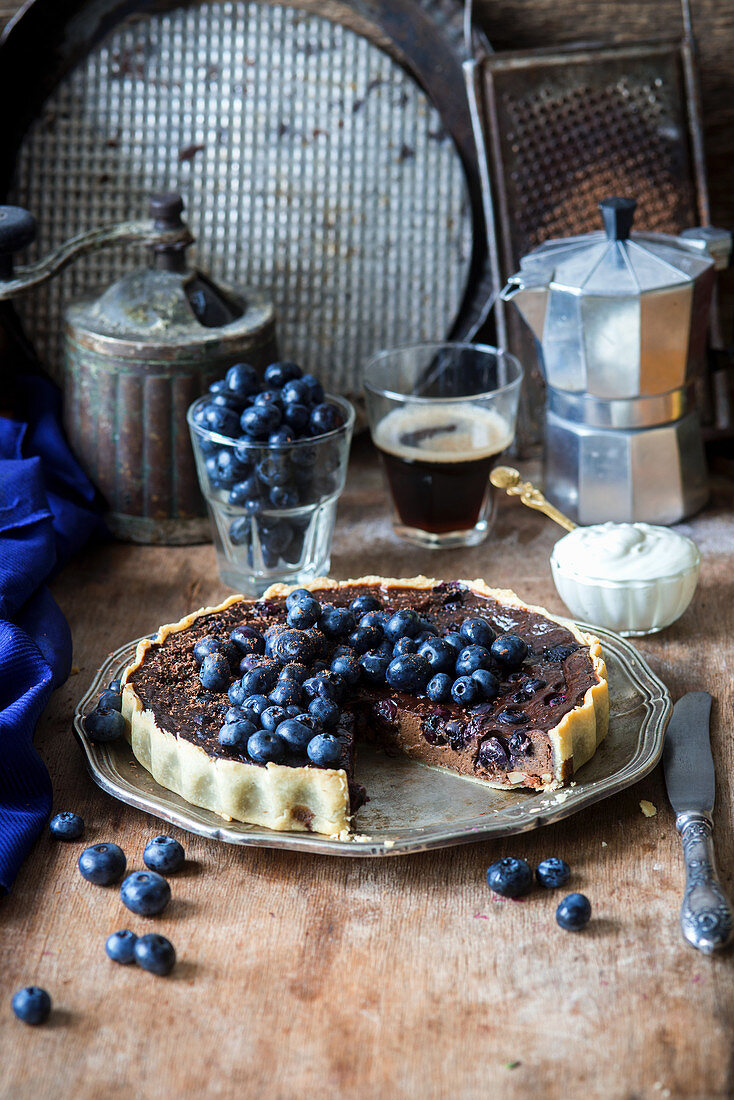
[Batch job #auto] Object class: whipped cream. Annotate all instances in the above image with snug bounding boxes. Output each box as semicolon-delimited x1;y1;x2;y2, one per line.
552;523;700;582
550;522;701;636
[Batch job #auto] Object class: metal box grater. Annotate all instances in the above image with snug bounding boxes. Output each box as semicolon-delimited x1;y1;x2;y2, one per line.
0;0;488;397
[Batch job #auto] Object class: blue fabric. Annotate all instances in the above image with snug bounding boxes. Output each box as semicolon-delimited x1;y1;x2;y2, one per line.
0;374;100;893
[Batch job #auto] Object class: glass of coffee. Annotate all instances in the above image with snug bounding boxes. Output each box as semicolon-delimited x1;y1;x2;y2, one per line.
363;343;523;548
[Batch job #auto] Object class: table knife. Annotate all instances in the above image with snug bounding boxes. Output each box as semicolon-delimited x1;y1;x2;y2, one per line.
663;691;733;954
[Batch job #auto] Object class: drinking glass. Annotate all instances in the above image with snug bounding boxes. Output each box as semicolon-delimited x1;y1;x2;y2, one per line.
188;394;354;595
363;343;523;548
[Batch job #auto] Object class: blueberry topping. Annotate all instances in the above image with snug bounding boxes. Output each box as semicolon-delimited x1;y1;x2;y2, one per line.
491;633;529;669
219;717;258;749
347;625;383;655
85;706;126;743
143;836;185;874
471;668;500;700
536;858;571;889
486;857;533;898
330;654;361;685
455;644;492;677
240;660;280;695
320;606;356;638
384;608;422;642
392;636;418;657
11;986;51;1025
349;594;382;616
556;892;591;931
286;596;321;629
261;705;287;731
199;652;231;692
285;587;313;609
308;696;340;728
98;688;123;711
274;717;313;751
49;811;84;840
459;616;496;648
106;929;138;965
359;653;390;685
426;673;452;703
241;693;271;718
247;730;287;763
451;676;479;706
278;662;309;683
307;733;342;766
230;625;265;656
134;933;176;976
78;843;127;885
272;628;315;665
268;680;303;708
228;678;249;707
385;654;431;693
417;638;456;674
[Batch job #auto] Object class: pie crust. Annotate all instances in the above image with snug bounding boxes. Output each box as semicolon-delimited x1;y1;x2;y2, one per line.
121;576;609;837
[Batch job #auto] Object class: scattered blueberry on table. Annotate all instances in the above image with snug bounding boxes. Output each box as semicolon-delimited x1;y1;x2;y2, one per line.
133;933;176;976
536;858;571;889
106;929;138;965
11;986;51;1025
120;871;172;916
486;857;534;898
78;843;127;885
143;836;186;875
556;892;592;931
49;811;84;841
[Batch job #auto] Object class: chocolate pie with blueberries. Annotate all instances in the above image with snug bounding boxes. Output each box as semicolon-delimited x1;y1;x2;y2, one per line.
121;576;609;837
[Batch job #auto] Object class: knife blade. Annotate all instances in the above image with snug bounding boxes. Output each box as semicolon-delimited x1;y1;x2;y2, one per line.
663;691;733;954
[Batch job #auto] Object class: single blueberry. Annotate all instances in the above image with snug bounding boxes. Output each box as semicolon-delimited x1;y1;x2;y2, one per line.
268;680;303;708
451;676;479;706
241;662;279;695
108;679;122;694
393;637;418;657
301;373;325;404
272;629;315;665
347;625;383;655
199;652;232;692
193;635;222;665
259;520;294;555
143;836;185;874
307;733;342;766
426;673;452;703
230;517;252;547
241;694;272;718
134;933;176;976
228;679;248;707
98;688;122;711
417;618;438;636
455;645;492;677
385;654;431;694
228;476;262;507
309;403;343;435
265;360;302;388
350;594;382;616
281;378;312;405
536;858;571;889
200;404;240;438
276;717;313;750
417;638;456;674
256;455;291;487
233;437;256;465
471;668;500;701
359;610;387;631
261;705;287;731
384;608;422;642
443;631;464;653
486;857;533;898
247;730;287;763
219;717;258;748
85;706;126;743
320;606;356;638
49;811;84;841
359;653;390;685
556;893;591;931
330;654;361;685
254;388;285;411
459;616;496;648
491;633;529;670
269;426;296;447
78;843;127;885
286;587;313;609
11;987;51;1025
278;661;309;683
286;597;321;629
106;929;138;965
120;870;171;916
226;362;260;396
230;625;265;656
303;673;337;700
240;404;281;440
308;696;340;728
413;630;435;646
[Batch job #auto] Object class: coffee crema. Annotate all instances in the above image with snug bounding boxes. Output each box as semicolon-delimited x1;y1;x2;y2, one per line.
373;404;513;534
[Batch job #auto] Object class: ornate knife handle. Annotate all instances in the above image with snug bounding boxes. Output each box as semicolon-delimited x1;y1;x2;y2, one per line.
677;812;734;954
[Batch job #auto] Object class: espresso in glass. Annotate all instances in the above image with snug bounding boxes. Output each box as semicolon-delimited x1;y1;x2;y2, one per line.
373;403;513;536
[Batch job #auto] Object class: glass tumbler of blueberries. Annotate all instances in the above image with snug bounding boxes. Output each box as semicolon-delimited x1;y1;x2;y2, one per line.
188;361;354;595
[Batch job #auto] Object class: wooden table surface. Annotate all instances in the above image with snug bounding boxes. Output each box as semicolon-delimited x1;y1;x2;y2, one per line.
2;437;734;1099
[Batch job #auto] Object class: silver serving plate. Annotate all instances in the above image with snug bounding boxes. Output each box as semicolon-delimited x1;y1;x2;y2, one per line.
72;624;671;857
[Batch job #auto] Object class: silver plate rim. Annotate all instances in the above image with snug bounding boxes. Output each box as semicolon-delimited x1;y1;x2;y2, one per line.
72;623;671;857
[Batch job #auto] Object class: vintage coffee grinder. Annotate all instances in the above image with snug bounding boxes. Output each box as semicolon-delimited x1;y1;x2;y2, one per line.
0;195;278;543
502;197;731;524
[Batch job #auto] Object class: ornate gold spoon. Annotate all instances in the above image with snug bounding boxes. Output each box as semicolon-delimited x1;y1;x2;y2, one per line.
490;466;577;532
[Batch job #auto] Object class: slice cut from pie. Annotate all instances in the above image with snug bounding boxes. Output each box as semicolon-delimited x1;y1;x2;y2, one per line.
120;575;608;837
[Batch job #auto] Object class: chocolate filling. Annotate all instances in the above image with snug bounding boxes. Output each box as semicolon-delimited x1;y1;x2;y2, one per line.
128;581;599;802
